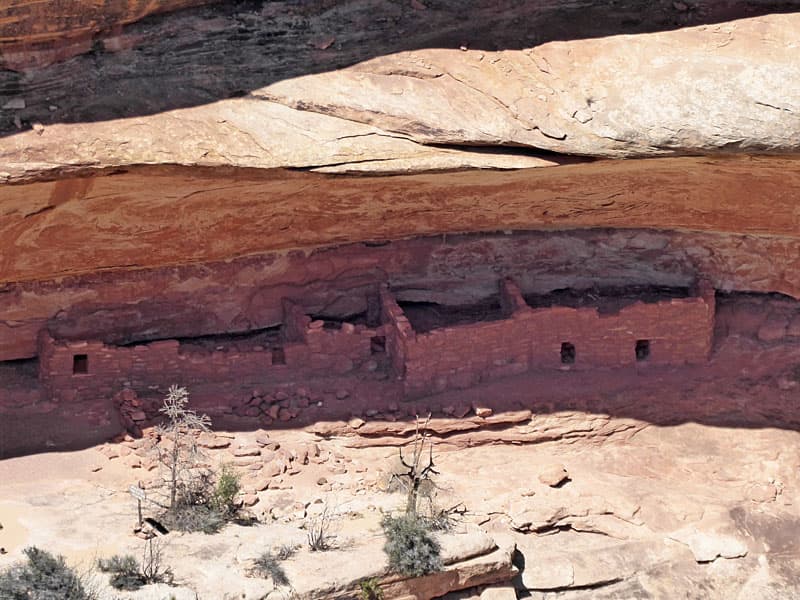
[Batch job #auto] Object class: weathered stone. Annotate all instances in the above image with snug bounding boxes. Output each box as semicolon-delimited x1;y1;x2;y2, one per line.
538;464;569;487
197;433;230;449
232;446;261;457
479;585;517;600
747;483;778;503
263;462;283;478
240;494;259;507
348;418;365;430
787;315;800;337
668;527;749;563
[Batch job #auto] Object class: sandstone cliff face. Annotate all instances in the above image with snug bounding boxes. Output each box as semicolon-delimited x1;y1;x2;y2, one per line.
1;157;799;285
2;12;799;182
0;0;215;69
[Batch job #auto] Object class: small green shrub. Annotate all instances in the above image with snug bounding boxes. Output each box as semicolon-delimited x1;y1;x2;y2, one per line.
161;504;225;534
251;551;290;587
98;539;172;591
359;577;384;600
381;513;442;577
97;555;143;591
211;463;241;517
0;546;95;600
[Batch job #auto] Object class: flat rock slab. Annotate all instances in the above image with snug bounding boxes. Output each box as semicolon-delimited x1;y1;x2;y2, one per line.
668;526;749;563
517;539;688;591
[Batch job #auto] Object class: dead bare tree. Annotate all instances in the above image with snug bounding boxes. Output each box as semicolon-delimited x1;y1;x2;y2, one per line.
155;385;211;509
393;415;439;516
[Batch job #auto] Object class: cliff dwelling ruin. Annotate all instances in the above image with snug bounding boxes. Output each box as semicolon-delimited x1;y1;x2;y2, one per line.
2;1;800;599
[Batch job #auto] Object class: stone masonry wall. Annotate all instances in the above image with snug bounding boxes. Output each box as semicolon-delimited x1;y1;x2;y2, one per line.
37;315;378;406
24;280;714;414
392;280;716;397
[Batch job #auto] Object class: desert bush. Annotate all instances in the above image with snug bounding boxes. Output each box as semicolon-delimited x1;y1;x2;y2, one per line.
98;538;172;591
250;551;290;587
97;554;142;591
211;463;241;517
306;502;336;552
381;513;442;577
359;577;384;600
160;503;226;534
0;546;97;600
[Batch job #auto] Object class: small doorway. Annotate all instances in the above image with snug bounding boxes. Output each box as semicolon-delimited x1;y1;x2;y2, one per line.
635;340;651;362
560;342;576;364
72;354;89;375
271;347;286;365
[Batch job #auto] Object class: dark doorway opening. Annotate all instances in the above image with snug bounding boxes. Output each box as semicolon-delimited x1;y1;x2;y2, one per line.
560;342;576;364
271;347;286;365
72;354;89;375
636;339;651;361
370;336;386;354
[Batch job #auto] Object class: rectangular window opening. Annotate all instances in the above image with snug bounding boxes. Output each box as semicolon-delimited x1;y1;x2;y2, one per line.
635;339;651;362
271;347;286;365
560;342;575;365
72;354;89;375
370;335;386;354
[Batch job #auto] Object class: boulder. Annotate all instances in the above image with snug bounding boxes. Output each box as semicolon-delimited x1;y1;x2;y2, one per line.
538;464;569;487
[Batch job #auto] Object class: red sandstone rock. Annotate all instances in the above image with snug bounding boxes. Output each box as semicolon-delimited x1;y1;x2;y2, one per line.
453;405;472;419
197;433;230;449
263;462;282;478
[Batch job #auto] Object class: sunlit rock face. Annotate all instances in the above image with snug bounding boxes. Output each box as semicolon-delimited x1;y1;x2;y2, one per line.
2;12;800;175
